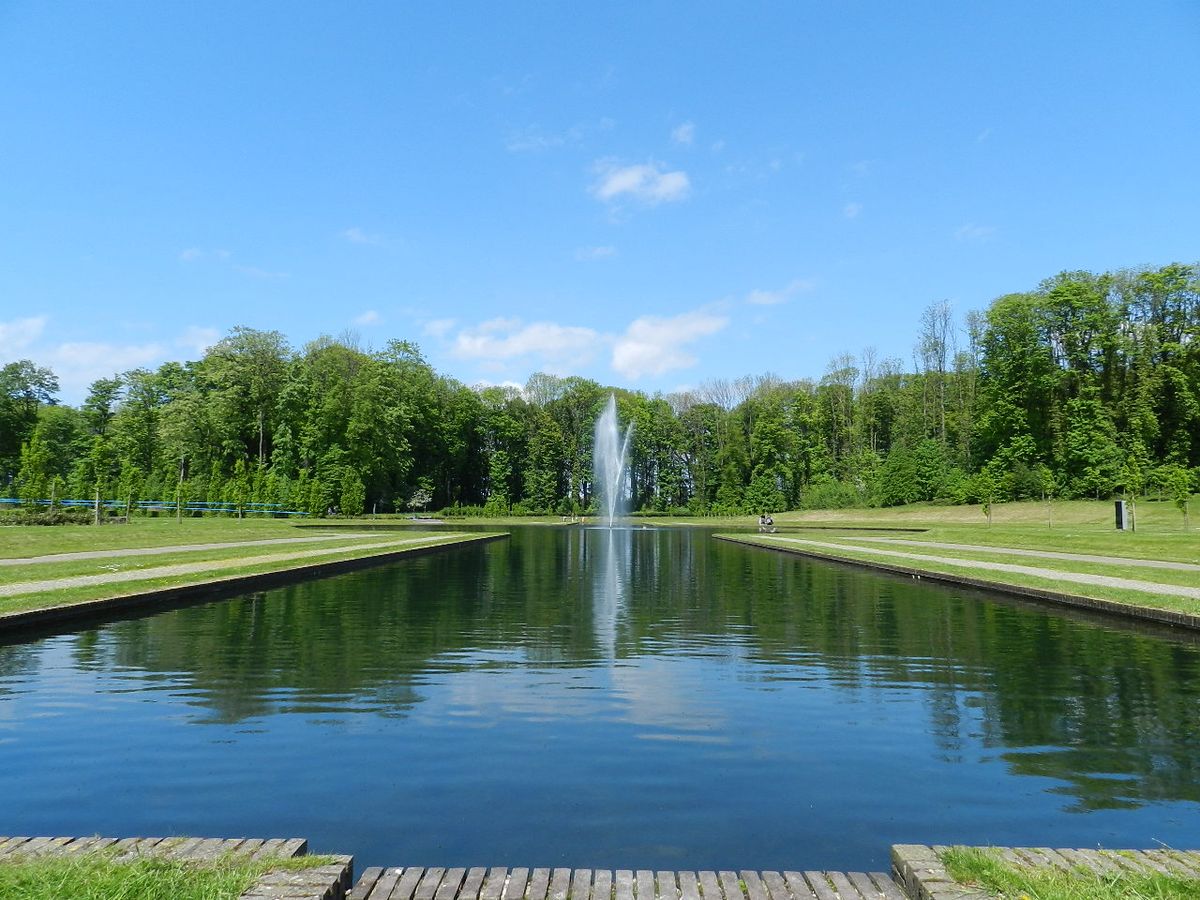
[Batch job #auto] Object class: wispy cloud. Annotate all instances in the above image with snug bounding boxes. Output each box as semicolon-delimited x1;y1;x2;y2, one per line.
178;247;230;262
955;223;996;242
176;326;219;356
505;118;615;153
848;160;874;177
0;315;48;359
976;127;992;143
342;227;386;246
574;245;616;261
745;278;816;306
843;202;863;219
611;310;728;379
591;159;691;206
453;318;600;372
353;310;381;326
671;121;695;145
423;318;457;339
234;265;289;280
46;341;166;398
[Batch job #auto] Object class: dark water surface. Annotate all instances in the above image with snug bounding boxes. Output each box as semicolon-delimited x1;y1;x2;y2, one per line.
2;526;1198;872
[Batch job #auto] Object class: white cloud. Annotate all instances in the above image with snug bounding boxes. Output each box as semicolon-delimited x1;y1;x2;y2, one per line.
591;159;691;206
342;227;385;246
745;278;816;306
176;326;219;356
352;310;381;326
574;245;616;261
422;318;457;339
453;318;600;371
955;223;996;242
976;127;992;143
843;202;863;219
0;315;48;360
47;341;166;398
611;310;728;379
849;160;873;177
671;121;695;145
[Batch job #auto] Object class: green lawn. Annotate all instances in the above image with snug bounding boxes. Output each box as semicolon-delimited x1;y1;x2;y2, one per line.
942;846;1200;900
0;851;335;900
0;520;501;617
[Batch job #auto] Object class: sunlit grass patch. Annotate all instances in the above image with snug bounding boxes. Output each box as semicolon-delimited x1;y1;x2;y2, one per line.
941;846;1200;900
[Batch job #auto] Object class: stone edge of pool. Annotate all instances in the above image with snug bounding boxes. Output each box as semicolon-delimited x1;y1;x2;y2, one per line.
714;534;1200;633
0;532;509;635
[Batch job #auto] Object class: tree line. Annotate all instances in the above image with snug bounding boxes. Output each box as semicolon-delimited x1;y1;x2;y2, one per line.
2;262;1197;519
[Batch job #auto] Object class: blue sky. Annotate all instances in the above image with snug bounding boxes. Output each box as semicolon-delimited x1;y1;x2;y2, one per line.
1;2;1197;403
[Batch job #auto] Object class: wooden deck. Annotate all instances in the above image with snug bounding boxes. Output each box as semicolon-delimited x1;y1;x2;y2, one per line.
348;868;906;900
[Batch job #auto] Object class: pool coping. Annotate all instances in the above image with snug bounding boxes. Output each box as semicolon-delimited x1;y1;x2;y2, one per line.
715;534;1200;632
0;532;508;635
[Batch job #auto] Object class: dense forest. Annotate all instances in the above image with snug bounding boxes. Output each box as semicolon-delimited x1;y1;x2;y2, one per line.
2;262;1197;518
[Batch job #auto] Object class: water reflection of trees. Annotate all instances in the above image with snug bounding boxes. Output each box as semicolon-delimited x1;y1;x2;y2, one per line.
17;528;1200;811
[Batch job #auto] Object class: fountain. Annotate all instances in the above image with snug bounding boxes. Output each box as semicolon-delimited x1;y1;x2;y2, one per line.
593;394;633;527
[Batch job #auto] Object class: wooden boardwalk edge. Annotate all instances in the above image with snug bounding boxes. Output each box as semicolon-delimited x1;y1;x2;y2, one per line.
715;534;1200;633
0;835;353;899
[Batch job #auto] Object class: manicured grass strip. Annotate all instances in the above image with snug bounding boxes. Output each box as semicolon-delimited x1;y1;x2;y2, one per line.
720;534;1200;616
0;851;334;900
0;532;499;616
942;846;1200;900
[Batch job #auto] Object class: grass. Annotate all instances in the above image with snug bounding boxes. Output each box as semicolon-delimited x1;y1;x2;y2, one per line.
0;851;335;900
0;523;500;617
941;846;1200;900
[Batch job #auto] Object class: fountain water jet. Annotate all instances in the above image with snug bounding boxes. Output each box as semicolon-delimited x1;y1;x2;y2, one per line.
594;394;633;527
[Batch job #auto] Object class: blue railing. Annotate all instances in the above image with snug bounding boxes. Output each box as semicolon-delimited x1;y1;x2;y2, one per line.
0;498;309;516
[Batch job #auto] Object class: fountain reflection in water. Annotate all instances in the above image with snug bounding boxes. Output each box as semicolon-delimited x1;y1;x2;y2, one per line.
593;394;633;527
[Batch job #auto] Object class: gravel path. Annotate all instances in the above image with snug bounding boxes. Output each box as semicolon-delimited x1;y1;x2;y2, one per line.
0;535;464;597
847;536;1200;572
762;537;1200;600
1;533;383;567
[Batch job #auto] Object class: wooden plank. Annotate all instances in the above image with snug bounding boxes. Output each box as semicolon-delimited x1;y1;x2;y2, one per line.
658;871;679;900
616;869;636;900
1072;849;1123;876
550;867;573;900
868;873;907;900
391;866;428;900
637;871;657;900
279;837;309;858
738;871;766;900
717;871;742;900
697;872;722;900
163;836;206;859
678;870;701;900
349;866;384;900
461;866;489;900
18;837;57;855
366;866;406;900
481;867;508;900
782;872;812;900
847;872;880;897
506;868;532;900
594;869;613;900
415;866;448;900
571;868;593;900
801;872;837;900
824;873;859;899
1156;850;1200;877
525;867;548;900
60;837;100;855
435;867;467;900
0;837;31;857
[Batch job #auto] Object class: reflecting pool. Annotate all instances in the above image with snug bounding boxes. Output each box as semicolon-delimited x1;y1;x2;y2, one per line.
1;526;1198;872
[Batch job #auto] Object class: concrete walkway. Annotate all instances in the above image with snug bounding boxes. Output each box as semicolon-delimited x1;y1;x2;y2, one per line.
761;537;1200;600
0;535;465;598
849;536;1200;572
1;532;382;567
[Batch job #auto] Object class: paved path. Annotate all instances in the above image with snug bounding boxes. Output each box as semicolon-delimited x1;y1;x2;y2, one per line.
849;536;1200;572
1;533;383;567
0;535;465;597
761;537;1200;600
